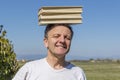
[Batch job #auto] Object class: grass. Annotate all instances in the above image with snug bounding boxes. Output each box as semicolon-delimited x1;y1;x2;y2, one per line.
18;60;120;80
72;61;120;80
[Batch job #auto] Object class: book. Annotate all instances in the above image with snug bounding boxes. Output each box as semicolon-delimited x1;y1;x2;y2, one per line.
38;6;82;15
38;6;83;25
38;19;82;25
38;13;82;20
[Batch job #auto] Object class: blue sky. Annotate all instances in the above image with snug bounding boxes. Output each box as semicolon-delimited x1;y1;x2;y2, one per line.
0;0;120;60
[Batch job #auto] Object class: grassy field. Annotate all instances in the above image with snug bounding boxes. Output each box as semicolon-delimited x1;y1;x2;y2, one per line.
71;61;120;80
18;60;120;80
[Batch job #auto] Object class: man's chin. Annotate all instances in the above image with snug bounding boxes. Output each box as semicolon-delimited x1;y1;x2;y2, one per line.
55;52;67;56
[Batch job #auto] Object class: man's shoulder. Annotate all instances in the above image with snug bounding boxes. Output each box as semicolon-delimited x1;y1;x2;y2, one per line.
68;63;86;79
67;62;84;73
24;58;46;67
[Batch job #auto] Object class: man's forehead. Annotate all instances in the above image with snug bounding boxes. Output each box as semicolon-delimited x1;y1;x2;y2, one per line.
49;26;71;33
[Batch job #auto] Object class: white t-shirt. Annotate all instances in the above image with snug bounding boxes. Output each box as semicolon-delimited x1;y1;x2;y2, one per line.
12;58;86;80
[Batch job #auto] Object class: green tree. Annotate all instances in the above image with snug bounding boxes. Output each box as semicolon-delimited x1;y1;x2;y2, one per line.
0;25;19;80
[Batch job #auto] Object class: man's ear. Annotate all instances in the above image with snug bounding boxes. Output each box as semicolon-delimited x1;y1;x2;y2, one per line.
44;38;48;48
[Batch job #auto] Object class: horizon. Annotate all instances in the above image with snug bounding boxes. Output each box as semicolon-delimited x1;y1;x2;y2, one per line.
16;53;120;61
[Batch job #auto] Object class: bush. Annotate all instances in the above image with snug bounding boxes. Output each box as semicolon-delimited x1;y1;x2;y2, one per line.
0;25;19;80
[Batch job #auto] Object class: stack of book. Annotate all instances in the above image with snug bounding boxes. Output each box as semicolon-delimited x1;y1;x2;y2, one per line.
38;6;83;25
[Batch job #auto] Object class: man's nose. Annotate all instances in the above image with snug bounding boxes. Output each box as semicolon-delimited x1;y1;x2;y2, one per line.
59;36;65;43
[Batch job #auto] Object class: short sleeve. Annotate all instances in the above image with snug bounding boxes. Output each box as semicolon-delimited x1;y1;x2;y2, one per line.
12;63;29;80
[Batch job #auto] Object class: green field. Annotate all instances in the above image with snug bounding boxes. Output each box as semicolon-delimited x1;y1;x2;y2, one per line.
71;61;120;80
18;60;120;80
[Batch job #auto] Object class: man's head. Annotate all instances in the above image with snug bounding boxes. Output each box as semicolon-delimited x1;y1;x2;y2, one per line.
44;24;74;58
44;24;73;39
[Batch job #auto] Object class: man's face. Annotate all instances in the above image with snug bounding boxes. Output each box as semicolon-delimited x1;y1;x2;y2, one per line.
44;25;72;57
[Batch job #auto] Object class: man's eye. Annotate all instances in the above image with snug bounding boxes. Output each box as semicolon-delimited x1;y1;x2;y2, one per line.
66;36;71;40
53;34;60;38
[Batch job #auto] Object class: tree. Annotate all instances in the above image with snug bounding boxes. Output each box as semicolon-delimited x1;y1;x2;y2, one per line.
0;25;19;80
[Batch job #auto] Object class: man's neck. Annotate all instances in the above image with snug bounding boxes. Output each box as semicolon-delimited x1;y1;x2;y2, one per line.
46;54;66;70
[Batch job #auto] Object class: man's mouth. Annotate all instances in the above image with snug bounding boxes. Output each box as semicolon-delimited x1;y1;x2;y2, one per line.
56;45;66;48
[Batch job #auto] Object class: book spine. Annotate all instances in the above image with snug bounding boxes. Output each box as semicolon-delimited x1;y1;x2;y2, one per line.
39;14;82;20
39;19;82;25
38;8;82;15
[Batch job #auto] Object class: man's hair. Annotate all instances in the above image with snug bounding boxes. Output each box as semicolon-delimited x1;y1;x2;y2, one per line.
44;24;73;39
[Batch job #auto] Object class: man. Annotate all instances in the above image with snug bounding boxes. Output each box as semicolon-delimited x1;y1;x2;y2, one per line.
12;24;86;80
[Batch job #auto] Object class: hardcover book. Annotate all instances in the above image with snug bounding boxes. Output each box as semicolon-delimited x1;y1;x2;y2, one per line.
38;6;83;25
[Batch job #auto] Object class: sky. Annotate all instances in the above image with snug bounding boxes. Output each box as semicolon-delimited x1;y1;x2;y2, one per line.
0;0;120;60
